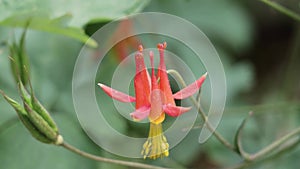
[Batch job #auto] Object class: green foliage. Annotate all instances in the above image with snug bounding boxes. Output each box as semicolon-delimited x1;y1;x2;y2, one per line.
1;14;97;47
0;0;150;46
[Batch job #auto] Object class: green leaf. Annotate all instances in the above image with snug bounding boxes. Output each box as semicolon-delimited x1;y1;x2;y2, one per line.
0;0;150;27
0;14;97;47
0;0;150;46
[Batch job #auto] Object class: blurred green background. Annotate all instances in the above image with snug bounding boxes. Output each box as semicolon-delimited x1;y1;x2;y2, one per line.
0;0;299;168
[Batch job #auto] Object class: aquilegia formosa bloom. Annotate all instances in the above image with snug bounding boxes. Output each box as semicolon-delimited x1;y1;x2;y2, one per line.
98;42;207;159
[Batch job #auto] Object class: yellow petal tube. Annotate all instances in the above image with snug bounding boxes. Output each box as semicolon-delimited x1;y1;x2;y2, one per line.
141;122;169;159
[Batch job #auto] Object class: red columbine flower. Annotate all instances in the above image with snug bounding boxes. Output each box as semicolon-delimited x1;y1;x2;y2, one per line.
98;42;207;159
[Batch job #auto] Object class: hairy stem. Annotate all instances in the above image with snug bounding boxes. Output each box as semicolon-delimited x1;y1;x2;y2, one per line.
61;142;168;169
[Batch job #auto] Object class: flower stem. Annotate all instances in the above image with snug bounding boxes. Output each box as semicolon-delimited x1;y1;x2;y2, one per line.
167;70;236;152
260;0;300;22
190;95;236;151
247;126;300;160
226;134;300;169
61;141;168;169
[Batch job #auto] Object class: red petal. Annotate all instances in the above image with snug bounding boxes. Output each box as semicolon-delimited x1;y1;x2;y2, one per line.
173;72;207;100
130;105;150;121
98;83;136;102
149;51;158;89
157;42;176;106
134;49;151;108
163;104;192;117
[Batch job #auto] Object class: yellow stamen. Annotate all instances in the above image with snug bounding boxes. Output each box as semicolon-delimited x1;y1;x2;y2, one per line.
141;123;169;159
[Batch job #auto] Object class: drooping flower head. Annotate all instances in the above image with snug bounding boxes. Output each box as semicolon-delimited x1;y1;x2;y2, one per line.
98;42;207;159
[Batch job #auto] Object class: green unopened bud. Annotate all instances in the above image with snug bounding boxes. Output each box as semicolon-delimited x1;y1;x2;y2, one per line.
24;102;58;142
29;88;58;132
9;43;20;82
18;81;31;107
31;95;58;132
18;113;53;144
0;90;52;143
9;29;30;86
18;81;58;132
1;27;63;145
0;90;26;115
